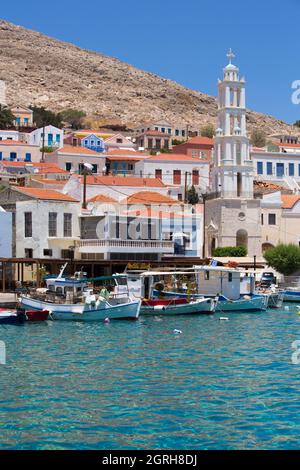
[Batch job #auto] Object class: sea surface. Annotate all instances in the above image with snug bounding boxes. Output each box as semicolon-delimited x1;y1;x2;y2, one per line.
1;304;300;450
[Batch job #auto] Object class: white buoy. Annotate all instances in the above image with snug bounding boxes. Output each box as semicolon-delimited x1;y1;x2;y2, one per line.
173;329;182;334
284;306;289;311
104;317;110;324
219;317;229;321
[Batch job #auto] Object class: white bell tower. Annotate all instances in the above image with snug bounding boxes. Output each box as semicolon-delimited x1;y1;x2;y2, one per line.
205;50;261;258
212;49;253;198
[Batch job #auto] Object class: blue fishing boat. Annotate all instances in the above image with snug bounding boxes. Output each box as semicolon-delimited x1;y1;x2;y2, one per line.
0;310;26;325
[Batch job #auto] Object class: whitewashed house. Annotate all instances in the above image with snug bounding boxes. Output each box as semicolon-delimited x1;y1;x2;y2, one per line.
0;206;12;257
23;125;64;149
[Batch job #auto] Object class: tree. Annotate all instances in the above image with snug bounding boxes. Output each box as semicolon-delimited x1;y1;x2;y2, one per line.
294;120;300;128
264;243;300;275
172;139;185;146
187;185;199;204
0;105;15;128
200;123;215;138
30;106;62;128
250;129;266;147
59;108;86;129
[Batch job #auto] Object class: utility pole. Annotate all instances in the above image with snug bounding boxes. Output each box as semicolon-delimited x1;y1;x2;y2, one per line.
184;171;188;203
202;193;206;259
41;123;45;163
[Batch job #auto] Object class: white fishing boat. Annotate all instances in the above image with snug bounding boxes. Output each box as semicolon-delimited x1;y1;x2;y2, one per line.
20;264;141;321
128;270;217;315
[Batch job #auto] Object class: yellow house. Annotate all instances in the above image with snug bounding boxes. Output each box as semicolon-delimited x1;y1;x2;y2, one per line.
11;106;33;127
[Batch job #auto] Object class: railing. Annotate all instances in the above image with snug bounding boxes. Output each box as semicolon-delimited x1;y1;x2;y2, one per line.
77;239;174;250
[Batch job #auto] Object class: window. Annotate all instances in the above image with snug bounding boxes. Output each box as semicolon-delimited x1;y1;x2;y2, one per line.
182;130;185;137
25;153;31;162
128;164;133;171
298;164;300;176
178;194;183;201
168;128;171;134
228;273;233;282
116;138;123;143
148;138;153;149
0;152;2;160
200;151;206;159
63;213;72;237
25;248;33;258
175;129;179;136
267;162;272;175
61;249;73;259
257;162;263;175
161;127;165;133
289;163;295;176
173;170;181;184
155;169;162;180
56;134;61;143
84;140;88;145
24;212;32;238
268;213;276;225
48;212;57;237
192;170;199;185
164;139;169;149
91;140;95;146
192;151;198;158
261;214;264;225
43;249;53;257
24;117;29;125
155;139;161;149
97;140;101;146
10;152;17;161
66;162;72;171
92;164;98;173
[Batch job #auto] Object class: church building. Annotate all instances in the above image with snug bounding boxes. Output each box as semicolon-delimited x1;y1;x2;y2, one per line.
205;50;262;257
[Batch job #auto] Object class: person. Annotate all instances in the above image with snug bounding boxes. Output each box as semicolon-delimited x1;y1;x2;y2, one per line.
99;285;110;300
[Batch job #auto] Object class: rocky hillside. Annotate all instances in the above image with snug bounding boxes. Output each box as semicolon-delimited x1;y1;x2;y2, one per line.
0;19;296;134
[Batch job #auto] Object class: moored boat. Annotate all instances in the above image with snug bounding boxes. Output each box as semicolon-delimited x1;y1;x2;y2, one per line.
140;297;216;315
282;289;300;302
0;310;26;325
20;264;141;321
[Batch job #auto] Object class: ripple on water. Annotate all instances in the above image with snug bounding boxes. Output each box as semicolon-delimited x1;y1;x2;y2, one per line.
0;307;300;449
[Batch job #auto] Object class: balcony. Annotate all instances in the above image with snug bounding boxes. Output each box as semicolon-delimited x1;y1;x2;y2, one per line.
76;239;174;255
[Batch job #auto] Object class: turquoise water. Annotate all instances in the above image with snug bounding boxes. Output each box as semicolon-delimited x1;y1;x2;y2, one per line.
1;305;300;449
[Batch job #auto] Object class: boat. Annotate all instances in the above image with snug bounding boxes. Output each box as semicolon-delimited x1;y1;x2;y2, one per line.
140;297;216;315
282;288;300;302
0;309;26;325
20;264;141;321
255;287;284;308
128;270;217;315
25;309;49;321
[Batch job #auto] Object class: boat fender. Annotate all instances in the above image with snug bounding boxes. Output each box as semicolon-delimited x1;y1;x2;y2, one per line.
104;317;110;323
243;295;251;300
219;317;229;321
173;329;182;334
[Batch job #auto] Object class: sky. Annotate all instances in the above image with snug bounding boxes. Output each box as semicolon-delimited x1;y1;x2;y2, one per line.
2;0;300;124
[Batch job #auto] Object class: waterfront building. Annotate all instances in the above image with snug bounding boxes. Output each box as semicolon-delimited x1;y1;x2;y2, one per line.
133;121;199;140
0;186;80;260
0;140;41;162
134;153;210;199
45;145;106;174
172;136;214;160
135;129;172;151
23;125;64;149
205;50;262;257
11;106;33;127
0;206;12;257
0;129;20;141
105;149;150;176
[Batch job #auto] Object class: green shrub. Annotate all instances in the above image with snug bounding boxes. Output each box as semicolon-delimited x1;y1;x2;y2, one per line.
213;246;247;257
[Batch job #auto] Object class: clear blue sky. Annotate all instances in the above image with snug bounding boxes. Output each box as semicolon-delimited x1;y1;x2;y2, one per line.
2;0;300;124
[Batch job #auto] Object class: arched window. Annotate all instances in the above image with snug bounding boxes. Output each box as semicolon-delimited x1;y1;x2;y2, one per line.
237;172;242;197
236;229;248;249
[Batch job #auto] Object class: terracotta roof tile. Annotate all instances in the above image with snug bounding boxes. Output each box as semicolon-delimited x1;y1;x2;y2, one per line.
144;153;209;162
87;194;118;204
123;191;181;205
282;194;300;209
83;175;166;187
14;187;78;202
58;145;104;156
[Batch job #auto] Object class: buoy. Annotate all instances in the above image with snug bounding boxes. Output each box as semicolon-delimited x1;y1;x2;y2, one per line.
284;306;289;311
297;312;300;315
173;329;182;334
219;317;229;321
104;317;110;324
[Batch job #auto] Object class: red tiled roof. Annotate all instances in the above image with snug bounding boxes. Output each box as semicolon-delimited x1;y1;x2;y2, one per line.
57;145;104;156
87;194;118;204
144;153;209;162
123;191;181;205
0;161;68;173
13;187;78;202
106;149;148;157
83;175;166;187
30;178;67;185
139;130;172;137
282;194;300;209
277;142;300;148
0;140;36;146
186;136;214;146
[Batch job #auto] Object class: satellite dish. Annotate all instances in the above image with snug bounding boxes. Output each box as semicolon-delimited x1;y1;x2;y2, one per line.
83;163;93;171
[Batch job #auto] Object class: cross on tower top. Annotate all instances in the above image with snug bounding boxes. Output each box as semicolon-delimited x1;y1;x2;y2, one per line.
226;48;235;64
